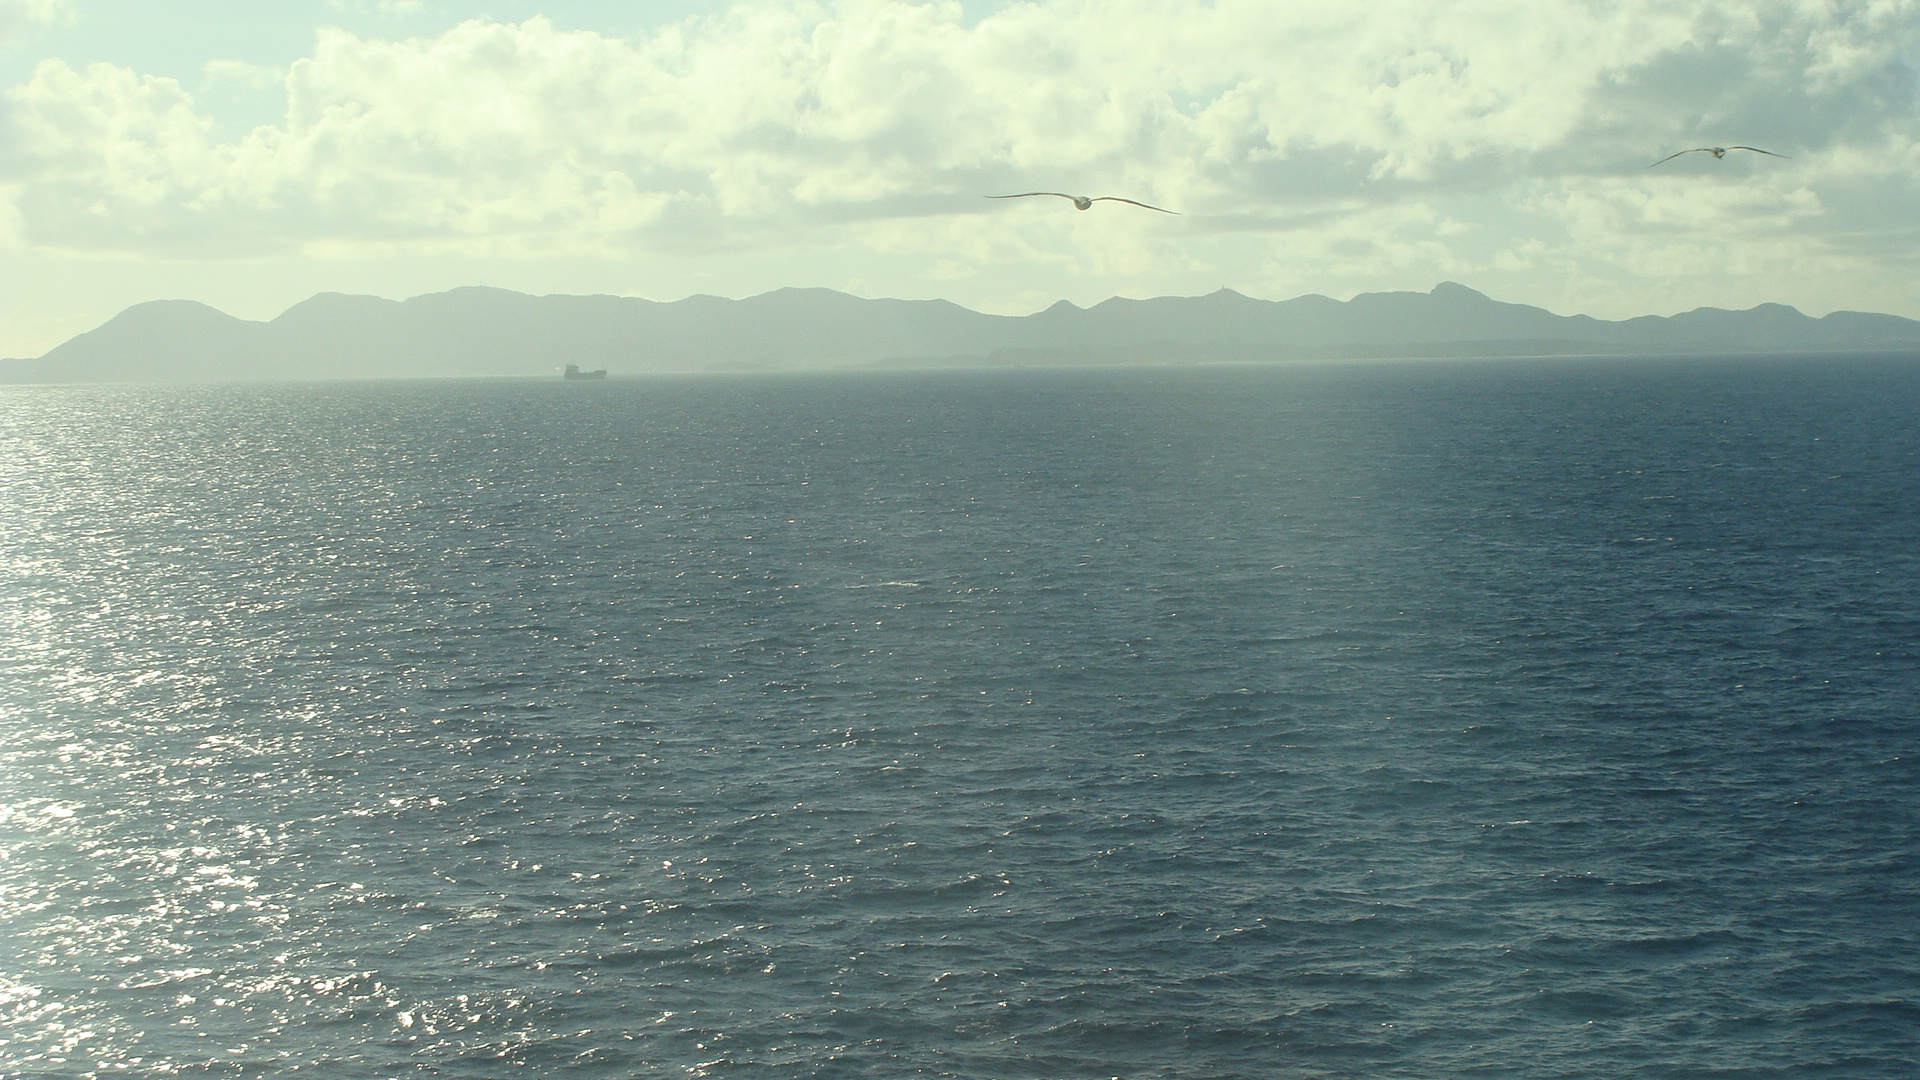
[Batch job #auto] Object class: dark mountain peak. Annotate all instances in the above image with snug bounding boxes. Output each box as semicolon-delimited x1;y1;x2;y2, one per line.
1822;308;1920;327
668;293;733;308
1347;285;1437;305
1669;301;1810;324
1816;308;1920;346
434;285;532;300
274;291;396;320
122;297;230;313
1345;281;1497;312
24;296;264;380
1430;281;1491;301
754;286;863;303
401;286;546;312
51;299;256;351
104;297;248;325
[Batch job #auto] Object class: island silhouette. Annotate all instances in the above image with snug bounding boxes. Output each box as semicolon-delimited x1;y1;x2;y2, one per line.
6;282;1918;383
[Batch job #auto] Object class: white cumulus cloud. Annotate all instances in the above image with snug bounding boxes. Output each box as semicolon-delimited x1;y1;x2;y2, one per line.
1;0;1916;316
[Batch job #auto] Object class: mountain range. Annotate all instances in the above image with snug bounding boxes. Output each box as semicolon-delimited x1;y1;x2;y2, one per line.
7;281;1920;383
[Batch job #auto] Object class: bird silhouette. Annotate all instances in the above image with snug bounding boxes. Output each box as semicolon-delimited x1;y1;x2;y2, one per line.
1648;146;1790;168
987;192;1179;214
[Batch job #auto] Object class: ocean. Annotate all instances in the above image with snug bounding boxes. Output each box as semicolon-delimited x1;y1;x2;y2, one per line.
2;356;1915;1079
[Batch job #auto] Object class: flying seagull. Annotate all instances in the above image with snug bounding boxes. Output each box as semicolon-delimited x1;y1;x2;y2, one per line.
987;192;1179;214
1647;146;1790;168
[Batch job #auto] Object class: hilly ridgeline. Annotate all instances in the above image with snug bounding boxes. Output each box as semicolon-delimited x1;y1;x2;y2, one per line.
6;281;1919;383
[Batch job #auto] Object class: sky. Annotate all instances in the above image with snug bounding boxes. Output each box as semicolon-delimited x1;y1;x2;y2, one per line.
2;0;1916;357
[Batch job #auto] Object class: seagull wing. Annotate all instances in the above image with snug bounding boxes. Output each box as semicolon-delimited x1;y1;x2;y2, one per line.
987;192;1078;201
1647;149;1711;168
1729;146;1790;159
1091;197;1180;214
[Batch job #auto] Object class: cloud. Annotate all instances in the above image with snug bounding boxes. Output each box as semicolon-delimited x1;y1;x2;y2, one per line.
0;0;1915;310
0;0;69;38
3;58;224;250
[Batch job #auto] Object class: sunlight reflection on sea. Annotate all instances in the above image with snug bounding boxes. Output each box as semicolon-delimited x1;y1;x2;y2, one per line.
3;358;1916;1078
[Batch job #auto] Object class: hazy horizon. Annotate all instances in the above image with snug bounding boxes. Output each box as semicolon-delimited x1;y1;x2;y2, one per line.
20;274;1905;328
19;278;1920;385
4;0;1918;359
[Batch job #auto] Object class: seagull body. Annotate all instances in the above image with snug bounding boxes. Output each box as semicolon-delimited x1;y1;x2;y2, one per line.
988;192;1179;214
1648;146;1790;168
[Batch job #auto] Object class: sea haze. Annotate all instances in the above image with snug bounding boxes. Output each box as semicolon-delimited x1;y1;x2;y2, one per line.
11;283;1920;383
2;357;1916;1079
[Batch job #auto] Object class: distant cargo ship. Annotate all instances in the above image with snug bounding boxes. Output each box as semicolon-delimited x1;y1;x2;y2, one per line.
563;364;607;380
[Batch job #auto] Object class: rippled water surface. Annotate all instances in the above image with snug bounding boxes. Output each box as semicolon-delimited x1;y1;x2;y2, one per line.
3;358;1917;1079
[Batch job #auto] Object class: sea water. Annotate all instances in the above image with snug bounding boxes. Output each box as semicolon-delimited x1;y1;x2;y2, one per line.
2;357;1915;1079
